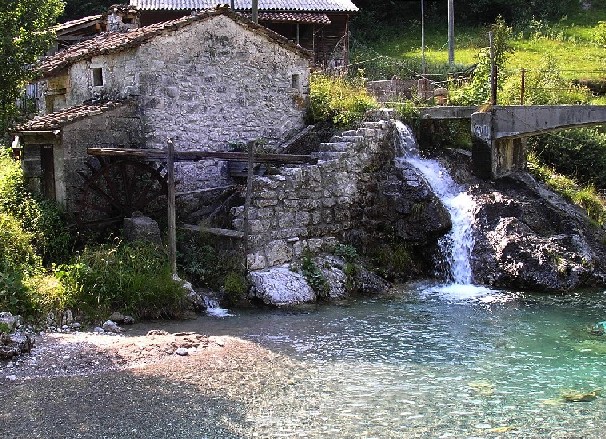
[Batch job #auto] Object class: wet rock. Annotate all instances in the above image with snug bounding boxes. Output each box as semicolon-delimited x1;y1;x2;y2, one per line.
102;320;122;333
0;333;34;360
248;265;316;306
471;174;606;291
93;327;105;333
354;266;391;295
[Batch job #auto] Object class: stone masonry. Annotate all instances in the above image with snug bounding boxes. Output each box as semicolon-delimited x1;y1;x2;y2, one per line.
232;113;393;271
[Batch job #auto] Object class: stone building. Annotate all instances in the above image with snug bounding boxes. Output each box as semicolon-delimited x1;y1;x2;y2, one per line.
13;8;311;215
129;0;358;68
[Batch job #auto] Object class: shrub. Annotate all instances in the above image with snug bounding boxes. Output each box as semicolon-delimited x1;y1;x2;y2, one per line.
57;240;187;319
300;251;329;297
528;128;606;189
593;21;606;47
307;72;378;127
528;154;606;225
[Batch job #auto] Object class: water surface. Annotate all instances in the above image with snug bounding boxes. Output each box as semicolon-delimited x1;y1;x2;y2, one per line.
179;285;606;438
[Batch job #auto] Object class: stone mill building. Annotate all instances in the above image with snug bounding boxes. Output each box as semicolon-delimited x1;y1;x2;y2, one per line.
13;8;312;214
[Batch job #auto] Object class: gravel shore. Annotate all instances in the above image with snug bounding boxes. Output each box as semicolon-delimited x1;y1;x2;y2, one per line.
0;327;302;438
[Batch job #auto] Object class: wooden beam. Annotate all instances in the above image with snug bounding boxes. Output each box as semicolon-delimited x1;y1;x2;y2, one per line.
167;139;177;275
87;147;316;164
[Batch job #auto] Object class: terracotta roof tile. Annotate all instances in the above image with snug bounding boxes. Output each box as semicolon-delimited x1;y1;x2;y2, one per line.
14;101;127;132
255;12;331;24
129;0;358;12
38;8;312;77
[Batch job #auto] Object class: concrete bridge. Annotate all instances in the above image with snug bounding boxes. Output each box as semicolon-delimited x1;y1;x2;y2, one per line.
419;105;606;179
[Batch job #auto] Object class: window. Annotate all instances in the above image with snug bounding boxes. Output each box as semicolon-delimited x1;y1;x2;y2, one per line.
92;68;104;86
291;73;301;90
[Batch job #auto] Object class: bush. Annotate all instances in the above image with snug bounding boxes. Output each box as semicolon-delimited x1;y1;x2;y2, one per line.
57;241;186;319
307;72;378;127
593;21;606;47
528;154;606;225
528;128;606;189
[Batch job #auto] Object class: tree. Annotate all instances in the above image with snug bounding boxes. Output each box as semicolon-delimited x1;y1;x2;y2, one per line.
0;0;63;137
61;0;114;21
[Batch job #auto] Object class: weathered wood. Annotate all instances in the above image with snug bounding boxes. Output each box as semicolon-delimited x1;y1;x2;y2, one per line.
180;224;244;239
243;140;255;269
87;147;316;164
167;139;177;275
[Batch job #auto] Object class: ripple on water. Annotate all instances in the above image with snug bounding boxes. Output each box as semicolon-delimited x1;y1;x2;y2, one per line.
194;287;606;438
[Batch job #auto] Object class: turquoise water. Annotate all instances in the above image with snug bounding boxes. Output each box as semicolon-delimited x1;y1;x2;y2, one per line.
196;285;606;437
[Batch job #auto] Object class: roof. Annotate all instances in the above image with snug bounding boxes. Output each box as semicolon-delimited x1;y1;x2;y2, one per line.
53;15;104;34
254;12;331;24
14;101;127;132
129;0;358;12
37;8;312;77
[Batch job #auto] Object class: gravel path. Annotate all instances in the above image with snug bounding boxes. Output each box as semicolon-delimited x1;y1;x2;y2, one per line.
0;327;302;438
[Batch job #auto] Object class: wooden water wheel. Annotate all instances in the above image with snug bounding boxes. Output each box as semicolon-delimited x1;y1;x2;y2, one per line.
75;157;168;229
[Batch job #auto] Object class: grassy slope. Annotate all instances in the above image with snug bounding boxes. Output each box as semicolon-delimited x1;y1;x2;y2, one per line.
353;3;606;81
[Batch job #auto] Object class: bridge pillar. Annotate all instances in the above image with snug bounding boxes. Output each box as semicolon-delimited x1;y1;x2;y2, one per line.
470;110;527;179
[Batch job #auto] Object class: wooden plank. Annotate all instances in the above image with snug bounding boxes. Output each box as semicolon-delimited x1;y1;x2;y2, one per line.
167;139;177;275
87;147;316;164
244;140;255;269
180;224;244;239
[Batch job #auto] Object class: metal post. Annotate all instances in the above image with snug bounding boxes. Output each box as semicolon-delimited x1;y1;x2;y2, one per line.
421;0;426;75
520;68;526;105
252;0;258;24
447;0;455;67
489;31;497;105
167;138;177;275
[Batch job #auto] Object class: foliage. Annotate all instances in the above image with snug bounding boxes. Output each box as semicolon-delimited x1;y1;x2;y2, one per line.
529;129;606;189
528;154;606;225
300;252;329;297
0;0;63;136
593;21;606;47
370;242;414;281
56;240;186;319
307;72;378;127
177;229;247;298
501;56;591;105
334;243;358;263
0;148;74;264
449;17;513;105
61;0;114;21
0;213;40;315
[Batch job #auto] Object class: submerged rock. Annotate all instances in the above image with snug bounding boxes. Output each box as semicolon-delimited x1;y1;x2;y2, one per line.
248;265;316;306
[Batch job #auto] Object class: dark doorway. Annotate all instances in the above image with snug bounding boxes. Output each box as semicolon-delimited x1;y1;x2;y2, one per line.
40;146;56;200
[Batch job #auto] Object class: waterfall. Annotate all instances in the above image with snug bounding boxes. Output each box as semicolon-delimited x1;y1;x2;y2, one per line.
203;296;233;317
394;121;476;286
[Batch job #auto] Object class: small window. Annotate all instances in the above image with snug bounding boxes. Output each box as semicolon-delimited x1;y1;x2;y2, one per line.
291;73;301;90
92;68;104;86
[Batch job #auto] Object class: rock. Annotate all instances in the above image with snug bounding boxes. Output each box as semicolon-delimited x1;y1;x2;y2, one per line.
122;316;135;325
93;327;105;333
471;174;606;291
354;266;391;295
6;375;16;381
62;309;74;326
0;312;16;332
248;265;316;306
147;329;168;336
315;255;349;299
71;322;81;329
123;213;162;245
102;320;122;333
174;348;188;356
0;333;34;360
108;312;125;323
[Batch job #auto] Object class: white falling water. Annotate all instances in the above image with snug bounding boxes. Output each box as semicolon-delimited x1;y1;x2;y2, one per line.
395;121;480;295
203;296;233;317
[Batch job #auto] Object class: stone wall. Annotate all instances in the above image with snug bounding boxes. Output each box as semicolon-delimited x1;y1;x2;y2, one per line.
59;103;142;211
232;117;392;271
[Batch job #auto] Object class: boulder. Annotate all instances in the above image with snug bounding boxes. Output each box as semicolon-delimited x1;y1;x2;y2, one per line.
0;333;34;360
123;213;162;244
471;174;606;291
248;265;316;306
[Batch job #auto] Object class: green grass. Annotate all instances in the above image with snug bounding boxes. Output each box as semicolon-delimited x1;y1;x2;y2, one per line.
351;3;606;82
